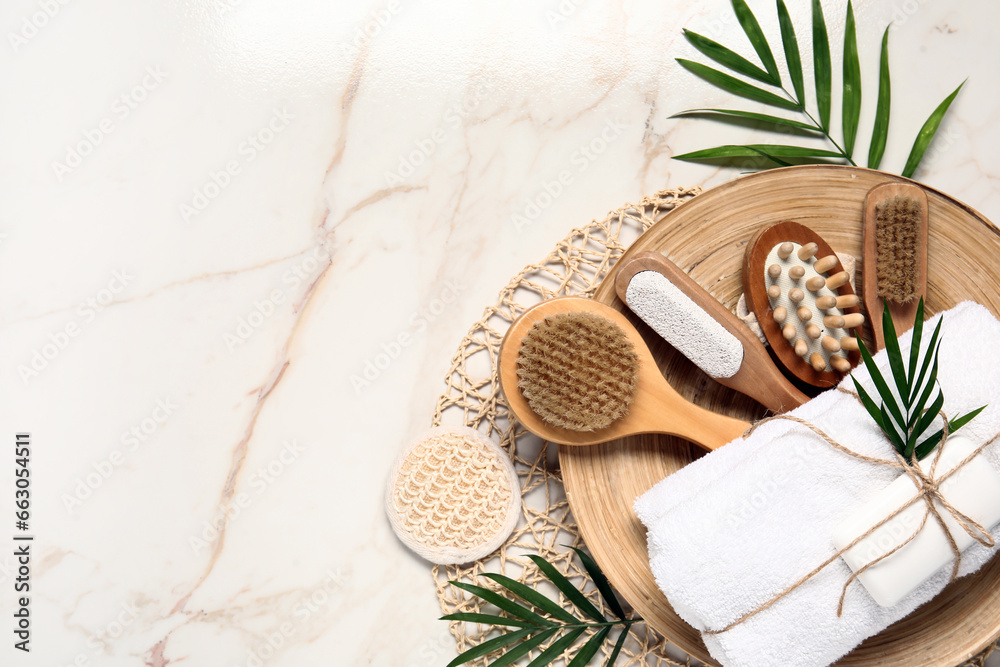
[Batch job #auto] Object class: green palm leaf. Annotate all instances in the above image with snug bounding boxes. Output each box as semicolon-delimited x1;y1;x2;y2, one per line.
744;146;793;166
670;108;818;132
604;629;629;667
853;378;887;432
671;0;968;177
811;0;832;131
880;402;905;452
914;429;943;461
443;552;641;667
482;573;579;624
856;335;907;434
674;144;842;161
910;318;943;406
570;547;626;620
528;555;606;623
676;60;798;110
567;627;612;667
731;0;781;83
906;298;926;397
881;306;910;410
946;406;987;437
441;613;545;629
487;629;558;667
776;0;804;104
450;581;553;627
907;337;941;430
915;406;987;460
868;28;891;169
908;390;944;458
902;81;966;178
842;1;862;156
907;356;940;431
446;629;534;667
683;30;775;84
525;628;587;667
852;298;984;460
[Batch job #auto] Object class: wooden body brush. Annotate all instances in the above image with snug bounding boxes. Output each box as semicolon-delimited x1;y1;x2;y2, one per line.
498;297;749;449
863;182;929;350
614;251;809;413
744;221;864;388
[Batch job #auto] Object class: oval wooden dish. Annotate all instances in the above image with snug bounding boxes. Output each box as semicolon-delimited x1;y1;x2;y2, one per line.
559;165;1000;666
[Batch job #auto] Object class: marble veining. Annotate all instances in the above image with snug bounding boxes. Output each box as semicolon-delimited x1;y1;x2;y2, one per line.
1;0;998;664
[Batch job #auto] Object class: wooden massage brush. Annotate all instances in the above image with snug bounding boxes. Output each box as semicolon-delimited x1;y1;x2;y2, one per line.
744;221;864;388
498;297;749;450
615;251;809;413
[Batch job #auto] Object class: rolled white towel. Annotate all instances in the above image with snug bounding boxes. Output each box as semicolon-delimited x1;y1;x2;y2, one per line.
634;301;1000;667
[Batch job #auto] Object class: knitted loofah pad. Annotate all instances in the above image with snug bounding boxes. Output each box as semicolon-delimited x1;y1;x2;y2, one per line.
516;311;639;432
386;426;520;565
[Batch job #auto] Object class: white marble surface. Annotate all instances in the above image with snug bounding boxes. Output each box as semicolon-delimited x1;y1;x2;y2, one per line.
1;0;998;665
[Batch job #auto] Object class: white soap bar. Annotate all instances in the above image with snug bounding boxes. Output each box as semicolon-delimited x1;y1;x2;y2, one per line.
831;435;1000;607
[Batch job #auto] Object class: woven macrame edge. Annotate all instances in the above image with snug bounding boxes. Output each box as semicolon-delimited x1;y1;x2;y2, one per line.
426;186;999;667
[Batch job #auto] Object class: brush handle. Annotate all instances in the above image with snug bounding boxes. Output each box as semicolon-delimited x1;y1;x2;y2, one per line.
863;182;929;350
643;378;749;448
616;252;810;413
499;296;750;451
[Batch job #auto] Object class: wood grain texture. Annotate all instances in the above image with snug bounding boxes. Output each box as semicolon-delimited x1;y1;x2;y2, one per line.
615;251;810;412
560;165;1000;666
863;182;930;350
497;296;748;448
744;221;863;387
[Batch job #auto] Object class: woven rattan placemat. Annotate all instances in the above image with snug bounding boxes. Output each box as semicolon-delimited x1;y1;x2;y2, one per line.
428;186;999;667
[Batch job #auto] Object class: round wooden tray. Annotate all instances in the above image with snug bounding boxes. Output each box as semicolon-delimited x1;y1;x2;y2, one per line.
560;165;1000;666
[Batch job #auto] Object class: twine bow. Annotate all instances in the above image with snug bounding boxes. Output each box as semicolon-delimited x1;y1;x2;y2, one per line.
704;390;997;636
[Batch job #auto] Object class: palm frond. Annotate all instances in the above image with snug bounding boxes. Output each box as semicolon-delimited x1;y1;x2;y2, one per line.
442;550;640;667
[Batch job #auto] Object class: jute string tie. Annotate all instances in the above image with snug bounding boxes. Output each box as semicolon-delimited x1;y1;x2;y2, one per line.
704;387;996;636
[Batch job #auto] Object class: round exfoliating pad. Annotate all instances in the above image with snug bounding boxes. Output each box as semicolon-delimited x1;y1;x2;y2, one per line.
385;426;520;565
515;311;639;432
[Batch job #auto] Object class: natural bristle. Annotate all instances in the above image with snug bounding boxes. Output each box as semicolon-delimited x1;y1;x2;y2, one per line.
516;312;639;432
875;195;922;303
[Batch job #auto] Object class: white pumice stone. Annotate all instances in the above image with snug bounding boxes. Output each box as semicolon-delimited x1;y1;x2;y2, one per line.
626;270;745;379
